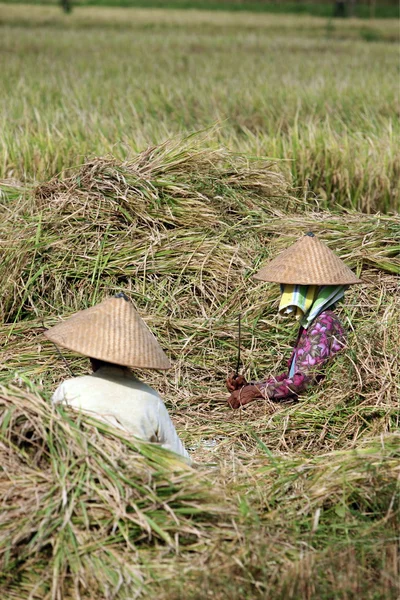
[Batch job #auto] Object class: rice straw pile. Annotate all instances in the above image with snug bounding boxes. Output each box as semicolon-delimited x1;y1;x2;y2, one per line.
0;384;232;599
0;136;399;599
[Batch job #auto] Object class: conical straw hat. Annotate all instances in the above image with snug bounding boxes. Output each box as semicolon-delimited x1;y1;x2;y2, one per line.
254;233;361;285
44;294;171;370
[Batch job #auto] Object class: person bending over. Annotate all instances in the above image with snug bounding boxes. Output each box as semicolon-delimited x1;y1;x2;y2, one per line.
227;233;361;408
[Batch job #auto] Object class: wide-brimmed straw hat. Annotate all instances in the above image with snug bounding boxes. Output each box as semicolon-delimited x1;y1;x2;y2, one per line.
254;232;361;285
44;294;171;370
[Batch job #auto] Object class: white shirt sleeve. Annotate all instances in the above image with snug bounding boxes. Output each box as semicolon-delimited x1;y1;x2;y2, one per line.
50;377;191;463
51;382;67;405
156;399;191;463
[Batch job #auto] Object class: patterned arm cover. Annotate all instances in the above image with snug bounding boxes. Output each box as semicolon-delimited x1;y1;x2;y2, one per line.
256;310;346;400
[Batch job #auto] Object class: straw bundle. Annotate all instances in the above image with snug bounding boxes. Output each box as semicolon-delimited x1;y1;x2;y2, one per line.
158;434;399;600
0;384;230;600
0;139;293;323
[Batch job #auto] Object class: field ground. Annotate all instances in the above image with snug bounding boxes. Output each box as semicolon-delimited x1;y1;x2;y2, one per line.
0;5;399;600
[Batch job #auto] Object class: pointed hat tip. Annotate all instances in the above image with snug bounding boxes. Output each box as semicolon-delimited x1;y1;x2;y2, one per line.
114;292;130;301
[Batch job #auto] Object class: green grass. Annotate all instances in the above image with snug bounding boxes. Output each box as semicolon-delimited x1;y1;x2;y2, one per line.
0;5;399;212
2;0;400;19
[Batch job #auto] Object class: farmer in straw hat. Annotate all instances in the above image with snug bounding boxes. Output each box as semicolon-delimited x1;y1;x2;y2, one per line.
45;293;190;461
227;232;361;408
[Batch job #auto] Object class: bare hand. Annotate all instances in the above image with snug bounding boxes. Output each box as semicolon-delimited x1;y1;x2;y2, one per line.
227;384;264;409
226;373;247;392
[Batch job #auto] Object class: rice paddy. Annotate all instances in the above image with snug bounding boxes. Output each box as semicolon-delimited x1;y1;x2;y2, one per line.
1;4;399;212
0;4;399;600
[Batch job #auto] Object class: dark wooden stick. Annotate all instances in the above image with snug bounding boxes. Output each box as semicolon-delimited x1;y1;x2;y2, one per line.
235;313;241;377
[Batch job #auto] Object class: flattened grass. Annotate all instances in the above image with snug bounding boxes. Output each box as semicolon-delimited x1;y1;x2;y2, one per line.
156;434;399;600
1;138;398;438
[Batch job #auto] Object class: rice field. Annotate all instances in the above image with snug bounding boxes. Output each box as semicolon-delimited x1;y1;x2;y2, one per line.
0;4;399;600
1;4;399;212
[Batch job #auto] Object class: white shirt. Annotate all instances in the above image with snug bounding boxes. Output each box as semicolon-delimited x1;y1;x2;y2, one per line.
51;365;190;462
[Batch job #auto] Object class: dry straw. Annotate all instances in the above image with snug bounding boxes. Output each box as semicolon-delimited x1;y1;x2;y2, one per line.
0;136;399;599
0;384;232;600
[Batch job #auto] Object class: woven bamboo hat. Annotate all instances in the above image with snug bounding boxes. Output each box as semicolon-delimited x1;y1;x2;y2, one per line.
254;232;361;285
44;293;171;370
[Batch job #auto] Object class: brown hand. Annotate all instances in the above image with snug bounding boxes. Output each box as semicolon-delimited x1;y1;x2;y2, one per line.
227;384;264;409
226;373;248;392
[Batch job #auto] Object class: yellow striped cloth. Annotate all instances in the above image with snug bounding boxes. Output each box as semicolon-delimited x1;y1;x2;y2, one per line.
279;284;346;328
279;284;318;321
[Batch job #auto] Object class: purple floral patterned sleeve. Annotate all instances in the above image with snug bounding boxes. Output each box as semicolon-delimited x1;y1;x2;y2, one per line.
256;310;346;400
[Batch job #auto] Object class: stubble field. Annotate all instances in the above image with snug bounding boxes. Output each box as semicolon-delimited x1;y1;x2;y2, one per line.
0;4;399;600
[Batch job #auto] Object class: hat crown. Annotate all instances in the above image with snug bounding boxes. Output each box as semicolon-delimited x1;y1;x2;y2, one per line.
44;296;171;370
254;234;361;285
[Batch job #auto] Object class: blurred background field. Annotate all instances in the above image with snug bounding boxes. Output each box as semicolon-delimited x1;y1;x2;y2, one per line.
0;3;399;600
0;3;399;212
2;0;400;18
